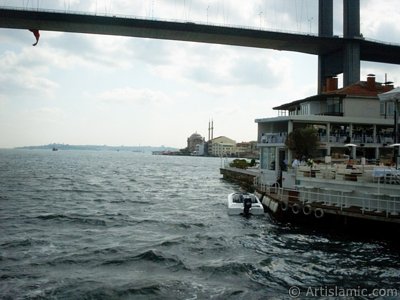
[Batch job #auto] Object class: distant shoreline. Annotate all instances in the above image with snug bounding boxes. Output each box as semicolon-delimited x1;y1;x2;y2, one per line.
12;144;179;153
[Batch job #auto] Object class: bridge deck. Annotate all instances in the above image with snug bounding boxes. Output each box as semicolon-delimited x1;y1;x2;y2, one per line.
1;8;399;65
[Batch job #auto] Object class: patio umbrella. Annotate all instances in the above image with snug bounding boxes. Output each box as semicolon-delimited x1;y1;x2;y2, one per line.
344;144;357;161
378;87;400;102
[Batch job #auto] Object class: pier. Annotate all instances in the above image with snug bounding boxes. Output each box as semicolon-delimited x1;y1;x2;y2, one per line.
220;167;259;190
220;166;400;237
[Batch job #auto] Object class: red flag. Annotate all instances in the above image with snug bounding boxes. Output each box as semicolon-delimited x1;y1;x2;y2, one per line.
29;29;40;46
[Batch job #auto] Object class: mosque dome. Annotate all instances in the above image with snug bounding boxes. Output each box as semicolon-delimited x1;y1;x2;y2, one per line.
189;133;202;139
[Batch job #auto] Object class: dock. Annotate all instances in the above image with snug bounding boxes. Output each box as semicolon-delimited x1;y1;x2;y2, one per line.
220;166;400;238
219;167;258;190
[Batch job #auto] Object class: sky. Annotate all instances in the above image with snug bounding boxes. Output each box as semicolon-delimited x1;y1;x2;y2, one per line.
0;0;399;149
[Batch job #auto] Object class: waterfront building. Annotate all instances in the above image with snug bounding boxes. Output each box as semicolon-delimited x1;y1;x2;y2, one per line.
239;75;400;232
208;136;236;157
236;141;259;159
256;75;397;181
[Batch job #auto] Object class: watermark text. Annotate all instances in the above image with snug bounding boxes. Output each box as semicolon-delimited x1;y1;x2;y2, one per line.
288;285;398;298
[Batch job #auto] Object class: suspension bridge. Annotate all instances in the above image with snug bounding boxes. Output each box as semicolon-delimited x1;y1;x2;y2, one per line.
0;0;399;92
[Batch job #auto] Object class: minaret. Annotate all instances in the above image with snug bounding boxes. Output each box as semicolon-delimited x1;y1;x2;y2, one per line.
211;119;214;140
208;120;211;141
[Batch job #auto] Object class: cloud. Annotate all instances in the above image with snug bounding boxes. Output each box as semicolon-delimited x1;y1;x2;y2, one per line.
25;107;65;123
44;33;135;69
361;0;400;42
149;41;291;92
230;53;291;87
361;62;400;85
0;29;137;72
129;38;174;66
96;87;171;106
0;50;59;99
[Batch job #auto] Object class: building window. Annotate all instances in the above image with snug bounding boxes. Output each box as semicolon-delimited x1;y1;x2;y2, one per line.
388;102;394;116
300;103;310;115
381;102;395;117
261;147;276;170
326;97;342;115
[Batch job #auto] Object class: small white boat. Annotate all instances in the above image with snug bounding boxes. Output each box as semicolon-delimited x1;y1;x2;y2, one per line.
227;192;264;216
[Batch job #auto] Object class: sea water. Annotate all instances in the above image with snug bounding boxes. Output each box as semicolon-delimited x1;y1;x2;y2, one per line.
1;149;399;299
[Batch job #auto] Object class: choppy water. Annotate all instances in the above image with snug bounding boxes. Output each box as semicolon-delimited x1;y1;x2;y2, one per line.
1;149;400;299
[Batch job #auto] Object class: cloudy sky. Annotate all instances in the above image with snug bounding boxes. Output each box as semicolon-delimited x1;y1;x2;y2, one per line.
0;0;399;148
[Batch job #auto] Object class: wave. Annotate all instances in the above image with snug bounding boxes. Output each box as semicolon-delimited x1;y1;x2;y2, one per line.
174;222;207;229
41;280;164;300
1;238;52;251
136;249;181;263
100;249;188;270
198;261;255;275
196;260;289;291
1;239;33;249
159;239;182;247
35;214;107;226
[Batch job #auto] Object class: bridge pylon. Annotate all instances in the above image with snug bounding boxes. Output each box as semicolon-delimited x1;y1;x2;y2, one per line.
318;0;361;93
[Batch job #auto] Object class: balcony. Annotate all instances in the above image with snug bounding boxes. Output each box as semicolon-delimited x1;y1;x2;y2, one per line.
316;112;344;117
325;134;394;144
260;132;394;146
260;132;287;144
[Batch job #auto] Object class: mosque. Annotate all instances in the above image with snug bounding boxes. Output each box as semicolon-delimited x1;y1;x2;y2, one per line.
186;120;258;158
187;132;205;155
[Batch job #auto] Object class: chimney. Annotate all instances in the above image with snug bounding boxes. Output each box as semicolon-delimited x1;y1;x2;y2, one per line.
367;74;376;90
325;77;338;92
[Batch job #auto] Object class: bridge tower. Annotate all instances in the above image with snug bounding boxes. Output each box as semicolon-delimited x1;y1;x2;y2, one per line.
318;0;361;92
318;0;334;93
343;0;361;87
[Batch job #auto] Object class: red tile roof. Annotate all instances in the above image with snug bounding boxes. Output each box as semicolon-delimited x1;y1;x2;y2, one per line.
273;78;395;110
324;80;393;97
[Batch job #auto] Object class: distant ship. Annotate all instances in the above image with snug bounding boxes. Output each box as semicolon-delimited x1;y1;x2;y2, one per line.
52;147;58;151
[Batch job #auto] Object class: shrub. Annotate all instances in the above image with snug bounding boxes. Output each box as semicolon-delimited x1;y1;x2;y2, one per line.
229;159;249;169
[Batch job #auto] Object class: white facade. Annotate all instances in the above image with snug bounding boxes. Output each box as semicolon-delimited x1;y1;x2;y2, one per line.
256;76;398;180
209;136;236;157
194;143;206;156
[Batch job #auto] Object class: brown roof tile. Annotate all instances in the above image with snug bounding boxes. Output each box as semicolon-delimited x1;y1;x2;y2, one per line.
324;81;393;97
273;78;395;110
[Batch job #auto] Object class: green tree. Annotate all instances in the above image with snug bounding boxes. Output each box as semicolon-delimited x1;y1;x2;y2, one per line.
285;127;319;158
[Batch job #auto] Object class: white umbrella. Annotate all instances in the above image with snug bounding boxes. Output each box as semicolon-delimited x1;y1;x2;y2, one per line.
378;87;400;102
344;144;357;162
379;88;400;145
